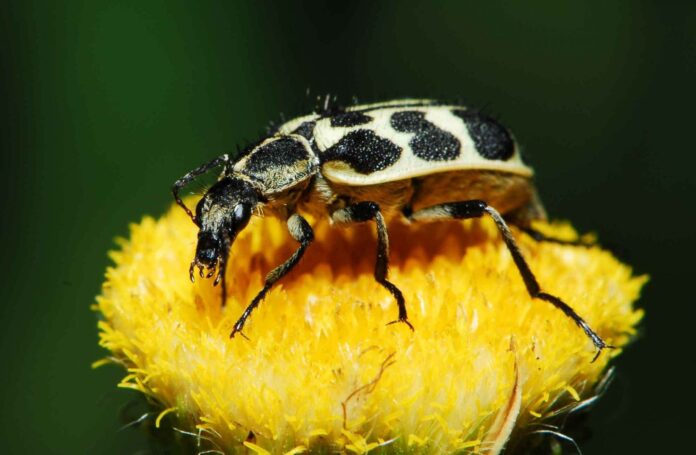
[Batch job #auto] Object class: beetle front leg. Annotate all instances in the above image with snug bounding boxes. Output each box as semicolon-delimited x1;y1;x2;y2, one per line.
230;213;314;338
409;200;610;360
332;201;414;331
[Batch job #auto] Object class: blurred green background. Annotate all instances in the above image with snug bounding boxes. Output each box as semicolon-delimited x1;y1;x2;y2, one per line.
1;1;694;453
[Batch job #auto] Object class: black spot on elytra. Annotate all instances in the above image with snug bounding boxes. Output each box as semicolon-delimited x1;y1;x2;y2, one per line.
452;109;514;161
390;111;460;161
242;136;315;191
292;121;316;140
245;137;308;173
321;129;401;174
330;111;373;127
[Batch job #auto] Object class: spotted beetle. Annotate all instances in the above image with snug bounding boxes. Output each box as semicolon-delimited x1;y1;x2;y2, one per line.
173;98;609;358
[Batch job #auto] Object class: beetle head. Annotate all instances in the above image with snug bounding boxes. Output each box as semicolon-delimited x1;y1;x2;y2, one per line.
189;176;259;284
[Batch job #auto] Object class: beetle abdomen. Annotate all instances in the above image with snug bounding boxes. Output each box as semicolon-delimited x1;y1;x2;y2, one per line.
305;170;538;222
410;170;536;216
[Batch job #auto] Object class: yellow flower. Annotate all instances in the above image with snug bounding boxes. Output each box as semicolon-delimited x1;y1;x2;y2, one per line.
95;199;645;454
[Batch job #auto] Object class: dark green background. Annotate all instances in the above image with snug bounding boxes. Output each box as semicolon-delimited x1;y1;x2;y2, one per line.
1;1;693;453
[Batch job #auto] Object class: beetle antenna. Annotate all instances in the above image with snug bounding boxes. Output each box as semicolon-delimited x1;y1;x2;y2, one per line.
171;154;230;225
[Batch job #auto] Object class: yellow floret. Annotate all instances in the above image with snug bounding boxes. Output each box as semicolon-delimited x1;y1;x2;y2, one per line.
95;200;645;453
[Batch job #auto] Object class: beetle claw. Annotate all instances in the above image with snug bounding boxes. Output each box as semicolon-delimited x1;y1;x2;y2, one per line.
189;261;196;283
189;257;222;284
386;318;415;331
213;268;223;286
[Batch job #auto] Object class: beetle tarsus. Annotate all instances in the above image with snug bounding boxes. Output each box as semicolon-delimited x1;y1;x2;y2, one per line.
387;318;415;331
230;325;250;340
590;339;614;363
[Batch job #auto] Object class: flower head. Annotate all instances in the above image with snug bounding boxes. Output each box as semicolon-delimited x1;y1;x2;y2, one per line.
95;200;644;453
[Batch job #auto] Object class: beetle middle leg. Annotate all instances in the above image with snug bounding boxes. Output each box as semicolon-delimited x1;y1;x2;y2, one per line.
409;200;610;360
230;213;314;338
332;201;414;331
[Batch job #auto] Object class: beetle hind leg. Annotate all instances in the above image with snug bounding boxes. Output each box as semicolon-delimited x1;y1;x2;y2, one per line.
504;191;594;247
516;225;595;247
409;200;610;360
332;201;414;331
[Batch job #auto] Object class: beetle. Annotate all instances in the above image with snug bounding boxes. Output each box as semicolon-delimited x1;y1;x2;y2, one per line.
172;98;609;358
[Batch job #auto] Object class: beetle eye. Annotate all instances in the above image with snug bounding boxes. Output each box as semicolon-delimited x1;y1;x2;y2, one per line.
233;203;251;228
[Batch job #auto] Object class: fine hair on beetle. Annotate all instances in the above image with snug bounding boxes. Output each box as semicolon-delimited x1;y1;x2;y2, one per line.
172;99;611;360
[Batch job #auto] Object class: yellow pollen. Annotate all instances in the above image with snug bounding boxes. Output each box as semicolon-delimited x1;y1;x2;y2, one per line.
95;199;645;453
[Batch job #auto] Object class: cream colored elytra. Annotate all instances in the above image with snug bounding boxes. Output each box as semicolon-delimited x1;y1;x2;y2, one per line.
278;100;532;186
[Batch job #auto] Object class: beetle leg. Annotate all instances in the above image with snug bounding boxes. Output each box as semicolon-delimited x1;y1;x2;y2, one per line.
409;200;610;361
516;225;595;247
332;201;414;331
214;255;228;307
215;234;233;307
230;213;314;338
172;154;230;224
